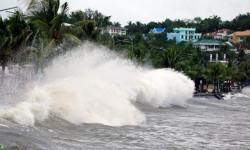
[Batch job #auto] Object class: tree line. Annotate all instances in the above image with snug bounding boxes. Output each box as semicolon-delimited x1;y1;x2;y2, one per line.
125;13;250;35
0;0;250;92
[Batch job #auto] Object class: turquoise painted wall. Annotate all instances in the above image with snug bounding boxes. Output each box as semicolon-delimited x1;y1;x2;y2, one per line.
167;28;201;43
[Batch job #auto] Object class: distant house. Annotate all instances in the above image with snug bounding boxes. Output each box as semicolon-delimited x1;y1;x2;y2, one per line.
149;28;165;34
217;29;232;35
227;30;250;44
167;27;202;43
203;32;222;39
231;45;250;54
194;39;225;51
101;25;128;36
203;29;232;40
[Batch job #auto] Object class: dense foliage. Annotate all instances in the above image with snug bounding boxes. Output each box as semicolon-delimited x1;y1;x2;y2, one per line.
0;0;250;92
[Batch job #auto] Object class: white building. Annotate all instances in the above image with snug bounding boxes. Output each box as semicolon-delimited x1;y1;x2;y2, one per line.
194;39;226;51
101;25;127;36
202;29;232;40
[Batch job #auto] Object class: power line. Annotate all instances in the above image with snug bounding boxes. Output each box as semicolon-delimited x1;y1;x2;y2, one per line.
0;6;18;12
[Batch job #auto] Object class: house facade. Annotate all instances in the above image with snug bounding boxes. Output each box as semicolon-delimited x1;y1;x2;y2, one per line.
203;29;232;40
194;39;225;51
149;28;165;34
101;25;128;36
167;28;202;43
231;45;250;54
203;32;223;40
227;30;250;44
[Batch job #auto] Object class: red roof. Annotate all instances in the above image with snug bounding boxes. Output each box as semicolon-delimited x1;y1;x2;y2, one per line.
202;32;219;37
234;45;250;51
218;29;232;32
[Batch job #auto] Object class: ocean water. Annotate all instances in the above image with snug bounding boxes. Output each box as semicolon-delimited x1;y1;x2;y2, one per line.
0;44;249;149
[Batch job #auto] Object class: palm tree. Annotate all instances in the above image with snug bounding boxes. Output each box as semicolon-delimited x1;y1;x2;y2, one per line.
71;9;111;41
206;62;226;93
153;47;183;68
72;20;102;41
27;0;80;46
127;42;149;65
96;34;115;49
201;21;209;33
136;21;142;32
127;21;132;35
0;17;11;75
219;44;237;62
237;58;250;87
0;12;33;75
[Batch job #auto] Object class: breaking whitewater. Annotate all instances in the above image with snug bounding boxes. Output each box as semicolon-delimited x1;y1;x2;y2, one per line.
1;43;250;149
0;43;194;126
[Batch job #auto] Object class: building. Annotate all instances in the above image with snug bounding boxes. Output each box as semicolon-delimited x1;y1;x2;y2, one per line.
217;29;232;34
194;39;225;51
149;28;165;34
203;32;222;40
202;29;232;40
227;30;250;44
101;25;128;36
167;27;202;43
208;53;228;66
231;45;250;54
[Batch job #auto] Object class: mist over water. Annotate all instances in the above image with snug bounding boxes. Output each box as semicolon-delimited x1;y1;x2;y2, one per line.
0;43;194;126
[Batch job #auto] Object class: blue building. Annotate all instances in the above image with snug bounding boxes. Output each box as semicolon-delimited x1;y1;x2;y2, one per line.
149;28;165;34
167;28;202;43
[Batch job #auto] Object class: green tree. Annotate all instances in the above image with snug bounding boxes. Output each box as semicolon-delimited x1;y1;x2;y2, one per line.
126;21;132;35
28;0;80;46
0;12;33;75
206;62;226;93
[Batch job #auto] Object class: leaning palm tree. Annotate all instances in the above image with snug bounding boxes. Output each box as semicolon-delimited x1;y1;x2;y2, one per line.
27;0;80;46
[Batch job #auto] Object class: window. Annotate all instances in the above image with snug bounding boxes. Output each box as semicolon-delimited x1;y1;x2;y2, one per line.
240;36;245;40
185;36;187;40
194;36;196;39
181;35;183;39
186;31;187;34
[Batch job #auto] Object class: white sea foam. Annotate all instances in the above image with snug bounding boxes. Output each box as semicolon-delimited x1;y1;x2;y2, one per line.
0;43;194;126
223;91;249;100
242;87;250;97
223;93;233;100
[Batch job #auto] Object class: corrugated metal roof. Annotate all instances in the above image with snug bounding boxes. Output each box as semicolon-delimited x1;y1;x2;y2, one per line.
218;29;232;31
194;39;225;44
106;25;127;30
155;28;165;32
149;29;153;32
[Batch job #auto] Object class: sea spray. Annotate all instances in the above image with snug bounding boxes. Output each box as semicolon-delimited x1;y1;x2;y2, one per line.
242;87;250;97
0;43;194;126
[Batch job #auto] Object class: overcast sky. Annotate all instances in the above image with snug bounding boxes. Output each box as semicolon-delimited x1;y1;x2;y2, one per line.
1;0;250;26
